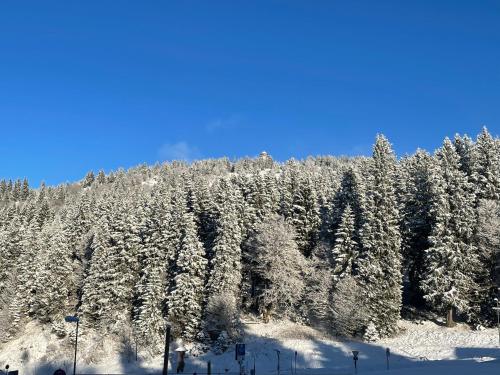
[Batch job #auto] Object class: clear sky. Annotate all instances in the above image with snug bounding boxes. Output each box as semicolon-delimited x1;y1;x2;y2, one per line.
0;1;499;186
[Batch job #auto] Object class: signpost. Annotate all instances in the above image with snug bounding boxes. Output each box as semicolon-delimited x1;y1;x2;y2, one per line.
493;297;499;347
0;365;17;375
235;344;245;375
64;316;80;375
235;343;245;361
386;348;390;370
352;351;359;374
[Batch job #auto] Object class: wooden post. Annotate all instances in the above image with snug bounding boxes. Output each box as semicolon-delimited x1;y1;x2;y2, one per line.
73;320;79;375
163;325;171;375
446;308;455;327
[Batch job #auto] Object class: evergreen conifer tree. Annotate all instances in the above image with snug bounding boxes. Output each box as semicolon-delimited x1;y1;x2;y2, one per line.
421;138;480;326
473;127;500;200
206;178;243;297
331;205;359;282
399;150;434;306
167;208;207;340
357;135;402;336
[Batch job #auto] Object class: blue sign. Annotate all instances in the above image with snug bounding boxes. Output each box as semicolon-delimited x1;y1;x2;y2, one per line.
64;316;79;323
235;343;245;360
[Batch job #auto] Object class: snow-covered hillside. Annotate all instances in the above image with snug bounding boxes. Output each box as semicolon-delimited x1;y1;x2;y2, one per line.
1;319;498;375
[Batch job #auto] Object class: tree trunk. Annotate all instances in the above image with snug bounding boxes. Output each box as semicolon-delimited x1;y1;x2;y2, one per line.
446;307;456;327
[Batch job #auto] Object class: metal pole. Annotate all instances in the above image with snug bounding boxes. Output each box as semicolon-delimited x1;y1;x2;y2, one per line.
163;325;171;375
208;360;211;375
386;348;390;370
494;297;500;347
73;320;79;375
496;299;499;347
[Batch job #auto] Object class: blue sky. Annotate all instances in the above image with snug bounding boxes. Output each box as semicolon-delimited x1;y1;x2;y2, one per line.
0;1;499;186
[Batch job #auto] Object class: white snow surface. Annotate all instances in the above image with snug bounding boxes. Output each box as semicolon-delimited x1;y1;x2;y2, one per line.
0;319;498;375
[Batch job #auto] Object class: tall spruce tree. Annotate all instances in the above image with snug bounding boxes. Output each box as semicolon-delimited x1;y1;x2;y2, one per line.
331;205;359;282
399;150;434;306
30;219;74;322
206;179;243;298
420;138;480;326
356;135;402;336
473;127;500;200
167;207;207;340
80;198;141;326
329;168;365;237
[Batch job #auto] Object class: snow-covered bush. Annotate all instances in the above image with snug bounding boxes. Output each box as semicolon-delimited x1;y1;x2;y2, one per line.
363;321;380;342
247;215;307;319
51;321;67;338
330;276;369;338
204;293;240;341
212;330;230;354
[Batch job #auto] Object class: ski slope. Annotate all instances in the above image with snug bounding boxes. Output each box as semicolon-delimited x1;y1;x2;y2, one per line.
0;319;498;375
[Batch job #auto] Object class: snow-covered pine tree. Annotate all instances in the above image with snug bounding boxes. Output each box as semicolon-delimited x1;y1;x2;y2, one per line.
186;177;215;250
245;172;280;230
8;219;42;335
30;218;74;322
96;170;106;184
12;180;21;201
21;178;30;200
80;197;141;327
279;160;298;220
0;211;24;340
82;171;95;188
292;176;321;257
133;187;172;349
420;138;480;326
475;199;500;323
204;178;244;340
331;204;359;282
328;167;365;241
454;134;475;179
454;130;500;323
279;165;321;257
206;178;243;297
399;150;434;306
356;135;402;336
474;129;500;322
473;127;500;200
167;206;207;340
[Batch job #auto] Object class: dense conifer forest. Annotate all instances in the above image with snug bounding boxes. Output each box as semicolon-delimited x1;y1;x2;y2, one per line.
0;129;498;352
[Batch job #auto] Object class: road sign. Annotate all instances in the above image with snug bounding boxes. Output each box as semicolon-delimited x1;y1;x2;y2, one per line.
54;369;66;375
65;316;79;323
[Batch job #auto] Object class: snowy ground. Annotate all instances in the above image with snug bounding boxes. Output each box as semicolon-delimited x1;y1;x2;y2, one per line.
0;319;498;375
